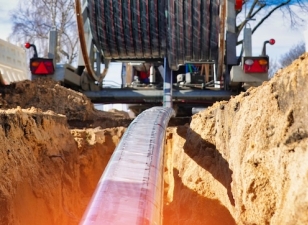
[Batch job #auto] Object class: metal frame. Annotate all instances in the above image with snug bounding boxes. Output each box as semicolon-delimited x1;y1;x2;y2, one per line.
70;0;240;94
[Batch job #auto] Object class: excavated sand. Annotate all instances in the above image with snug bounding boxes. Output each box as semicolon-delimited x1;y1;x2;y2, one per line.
0;54;307;224
0;78;132;128
163;53;308;225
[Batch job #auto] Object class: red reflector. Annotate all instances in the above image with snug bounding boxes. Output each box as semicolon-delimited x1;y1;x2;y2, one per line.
30;58;55;75
35;62;49;74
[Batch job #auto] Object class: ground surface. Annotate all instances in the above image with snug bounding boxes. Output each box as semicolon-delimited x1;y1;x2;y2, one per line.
0;54;307;224
0;78;132;129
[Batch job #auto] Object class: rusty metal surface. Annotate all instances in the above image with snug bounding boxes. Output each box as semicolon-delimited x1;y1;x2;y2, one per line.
218;0;227;80
75;0;98;80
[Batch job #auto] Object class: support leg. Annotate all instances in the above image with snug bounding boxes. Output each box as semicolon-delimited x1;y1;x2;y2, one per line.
163;57;173;108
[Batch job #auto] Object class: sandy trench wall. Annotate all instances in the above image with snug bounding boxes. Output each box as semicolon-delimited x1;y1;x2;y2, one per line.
0;107;125;225
0;108;78;225
163;126;236;225
0;105;238;225
171;53;308;225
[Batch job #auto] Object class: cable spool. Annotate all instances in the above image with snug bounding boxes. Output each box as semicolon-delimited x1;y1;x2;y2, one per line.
87;0;220;70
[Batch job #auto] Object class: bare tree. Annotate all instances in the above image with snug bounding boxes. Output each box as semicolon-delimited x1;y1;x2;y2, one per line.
9;0;78;64
269;41;305;77
268;58;281;78
236;0;308;56
279;41;305;67
9;0;307;64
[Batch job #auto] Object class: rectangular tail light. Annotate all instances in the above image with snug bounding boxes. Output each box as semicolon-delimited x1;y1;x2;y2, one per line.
30;58;55;75
242;56;269;73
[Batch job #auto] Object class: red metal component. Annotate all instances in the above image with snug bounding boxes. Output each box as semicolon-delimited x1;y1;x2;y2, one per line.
235;0;243;11
269;39;276;45
24;42;31;49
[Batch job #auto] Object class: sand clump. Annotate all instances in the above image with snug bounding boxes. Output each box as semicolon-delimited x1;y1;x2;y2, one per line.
0;54;307;224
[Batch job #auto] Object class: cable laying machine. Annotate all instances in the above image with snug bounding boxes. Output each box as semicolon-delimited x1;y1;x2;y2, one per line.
0;0;275;115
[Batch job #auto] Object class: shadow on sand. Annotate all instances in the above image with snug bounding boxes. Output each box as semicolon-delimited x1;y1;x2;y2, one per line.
176;125;234;206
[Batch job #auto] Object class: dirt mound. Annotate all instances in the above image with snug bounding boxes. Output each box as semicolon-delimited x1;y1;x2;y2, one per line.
163;53;308;224
0;78;132;128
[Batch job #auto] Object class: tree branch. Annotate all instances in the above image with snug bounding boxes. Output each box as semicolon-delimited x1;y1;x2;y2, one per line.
251;0;291;34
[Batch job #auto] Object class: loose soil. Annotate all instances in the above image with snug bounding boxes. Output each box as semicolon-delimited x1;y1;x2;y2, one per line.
0;54;308;224
0;78;132;129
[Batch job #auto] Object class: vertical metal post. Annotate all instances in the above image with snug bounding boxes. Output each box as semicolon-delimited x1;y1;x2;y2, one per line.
96;50;101;77
243;28;252;57
149;65;155;83
213;63;221;88
121;63;126;88
163;57;173;108
48;28;57;67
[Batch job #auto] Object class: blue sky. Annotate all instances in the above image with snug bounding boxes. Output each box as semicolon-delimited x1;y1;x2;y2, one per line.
0;0;306;61
238;3;307;60
0;0;16;41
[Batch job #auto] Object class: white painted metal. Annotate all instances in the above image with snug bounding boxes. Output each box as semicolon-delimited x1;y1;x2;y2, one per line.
163;58;173;108
243;28;252;57
149;65;155;83
0;39;29;85
48;29;58;68
230;65;269;83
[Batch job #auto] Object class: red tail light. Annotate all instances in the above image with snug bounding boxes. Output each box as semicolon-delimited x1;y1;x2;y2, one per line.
30;58;55;75
242;56;269;73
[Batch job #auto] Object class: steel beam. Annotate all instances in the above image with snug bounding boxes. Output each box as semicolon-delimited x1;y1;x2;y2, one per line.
84;89;232;104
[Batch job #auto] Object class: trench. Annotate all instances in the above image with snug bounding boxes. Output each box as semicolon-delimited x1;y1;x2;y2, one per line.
0;123;235;225
1;53;308;225
76;125;236;225
78;125;235;224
